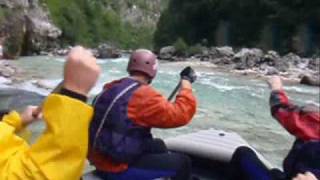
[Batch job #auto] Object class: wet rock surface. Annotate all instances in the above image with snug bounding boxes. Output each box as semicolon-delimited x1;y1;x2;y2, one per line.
0;0;62;58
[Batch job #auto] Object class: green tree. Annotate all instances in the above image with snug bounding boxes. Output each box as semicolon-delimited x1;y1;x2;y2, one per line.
154;0;320;54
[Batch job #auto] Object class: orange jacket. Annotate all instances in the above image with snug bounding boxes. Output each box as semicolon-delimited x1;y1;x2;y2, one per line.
89;81;197;172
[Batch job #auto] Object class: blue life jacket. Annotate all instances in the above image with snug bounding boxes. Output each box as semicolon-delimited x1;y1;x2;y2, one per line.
89;78;152;163
284;139;320;179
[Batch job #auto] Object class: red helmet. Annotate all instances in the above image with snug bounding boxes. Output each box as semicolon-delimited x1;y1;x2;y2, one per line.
127;49;158;79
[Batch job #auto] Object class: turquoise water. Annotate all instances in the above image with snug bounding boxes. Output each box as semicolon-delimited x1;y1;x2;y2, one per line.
6;56;320;168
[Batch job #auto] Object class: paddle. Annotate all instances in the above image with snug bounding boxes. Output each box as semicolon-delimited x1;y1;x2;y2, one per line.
0;81;62;142
16;81;64;142
168;66;196;101
168;81;182;101
32;81;64;117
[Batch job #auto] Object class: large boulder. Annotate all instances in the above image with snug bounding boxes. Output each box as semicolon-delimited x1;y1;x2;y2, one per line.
96;44;121;59
262;50;281;66
0;0;29;8
0;0;61;58
282;53;302;68
233;48;264;70
159;46;176;60
300;75;320;87
0;62;17;77
207;46;234;64
215;46;235;57
259;64;279;75
210;46;234;59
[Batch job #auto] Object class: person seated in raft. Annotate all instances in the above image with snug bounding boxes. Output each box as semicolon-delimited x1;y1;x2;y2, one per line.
88;49;197;180
0;46;101;179
229;76;320;180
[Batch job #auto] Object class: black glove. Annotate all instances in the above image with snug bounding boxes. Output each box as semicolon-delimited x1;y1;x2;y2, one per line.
180;66;197;83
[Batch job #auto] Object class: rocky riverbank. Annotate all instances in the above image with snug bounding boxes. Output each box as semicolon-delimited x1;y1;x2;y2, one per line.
49;44;122;59
0;46;319;88
159;46;320;87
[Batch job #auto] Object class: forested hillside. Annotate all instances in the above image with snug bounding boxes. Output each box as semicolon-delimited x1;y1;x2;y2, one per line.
42;0;168;49
154;0;320;55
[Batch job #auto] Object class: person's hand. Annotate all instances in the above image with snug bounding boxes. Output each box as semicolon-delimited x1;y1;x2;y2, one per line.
180;66;197;83
64;46;101;96
267;76;283;91
21;106;42;126
292;172;318;180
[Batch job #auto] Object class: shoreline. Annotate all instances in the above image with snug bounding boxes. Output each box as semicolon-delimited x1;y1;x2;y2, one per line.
0;54;318;94
160;59;302;85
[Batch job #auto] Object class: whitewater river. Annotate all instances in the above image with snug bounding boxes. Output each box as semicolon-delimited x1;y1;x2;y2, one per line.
2;55;320;168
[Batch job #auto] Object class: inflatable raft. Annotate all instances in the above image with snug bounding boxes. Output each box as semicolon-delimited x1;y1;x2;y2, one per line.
83;129;272;180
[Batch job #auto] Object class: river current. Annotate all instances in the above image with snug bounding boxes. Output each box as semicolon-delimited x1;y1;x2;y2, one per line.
2;55;319;168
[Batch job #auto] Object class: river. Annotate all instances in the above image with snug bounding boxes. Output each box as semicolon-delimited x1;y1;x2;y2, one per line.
1;55;319;169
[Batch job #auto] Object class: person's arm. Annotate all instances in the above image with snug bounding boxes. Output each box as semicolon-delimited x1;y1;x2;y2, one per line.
0;46;100;179
27;92;93;180
0;106;46;179
0;111;29;166
268;76;320;141
128;80;197;128
25;46;100;179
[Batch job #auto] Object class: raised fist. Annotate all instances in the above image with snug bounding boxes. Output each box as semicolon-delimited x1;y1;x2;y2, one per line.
267;76;283;91
292;172;317;180
63;46;101;96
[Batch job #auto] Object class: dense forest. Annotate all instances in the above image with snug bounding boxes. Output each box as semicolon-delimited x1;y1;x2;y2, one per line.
154;0;320;55
1;0;319;55
42;0;168;49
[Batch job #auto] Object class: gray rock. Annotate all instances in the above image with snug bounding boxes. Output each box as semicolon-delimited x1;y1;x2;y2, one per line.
265;66;280;75
1;0;62;58
282;53;302;68
233;48;264;69
300;75;320;87
24;15;61;54
53;48;70;56
0;63;16;77
274;60;289;72
0;0;29;8
308;58;320;71
159;46;176;60
215;46;234;57
263;51;280;66
210;46;234;57
97;44;121;59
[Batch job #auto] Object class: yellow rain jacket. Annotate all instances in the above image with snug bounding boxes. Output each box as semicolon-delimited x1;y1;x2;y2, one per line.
0;94;93;180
